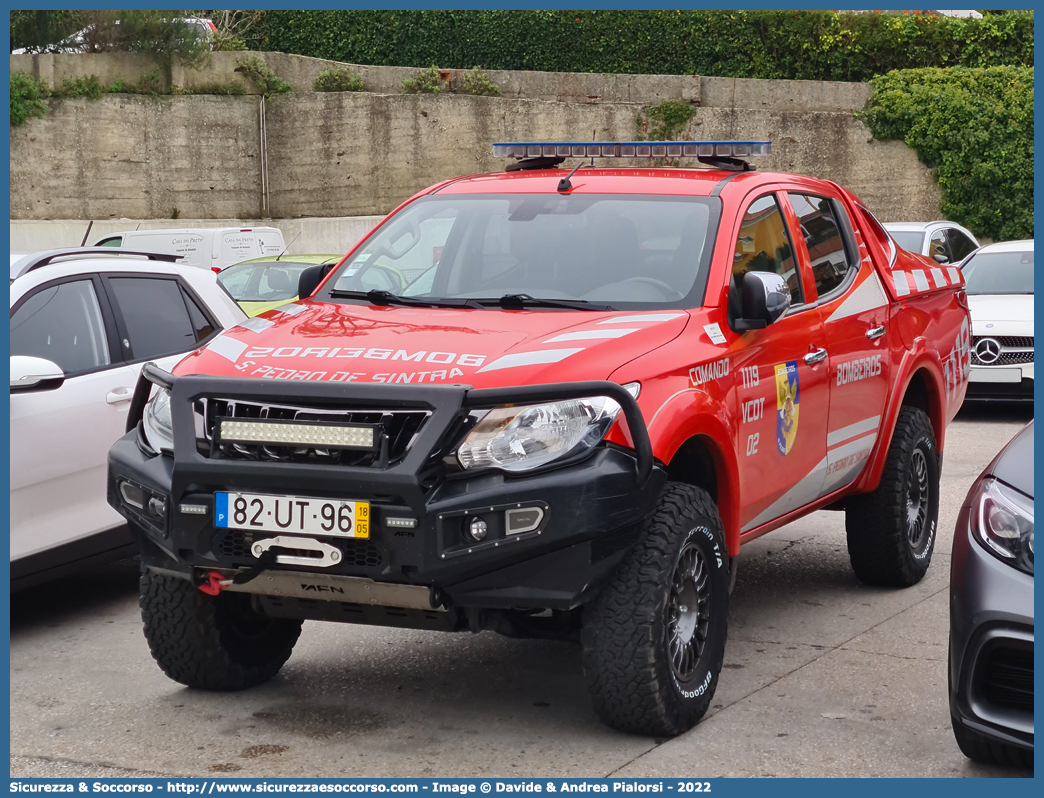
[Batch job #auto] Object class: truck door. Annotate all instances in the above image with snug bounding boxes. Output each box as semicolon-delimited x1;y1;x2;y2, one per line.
785;192;890;497
726;191;831;535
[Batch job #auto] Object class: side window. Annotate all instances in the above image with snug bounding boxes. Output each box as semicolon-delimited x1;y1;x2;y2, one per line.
10;279;111;375
182;288;216;342
947;229;977;263
928;230;953;263
95;236;122;247
107;277;198;360
731;194;802;305
787;193;854;298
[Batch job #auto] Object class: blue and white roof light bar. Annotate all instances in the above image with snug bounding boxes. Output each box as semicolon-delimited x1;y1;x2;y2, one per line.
492;140;771;159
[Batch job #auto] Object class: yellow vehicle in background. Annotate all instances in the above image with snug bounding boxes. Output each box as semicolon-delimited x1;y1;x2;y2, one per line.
218;254;409;317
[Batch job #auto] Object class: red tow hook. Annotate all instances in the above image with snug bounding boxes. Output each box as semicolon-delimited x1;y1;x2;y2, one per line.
198;571;234;596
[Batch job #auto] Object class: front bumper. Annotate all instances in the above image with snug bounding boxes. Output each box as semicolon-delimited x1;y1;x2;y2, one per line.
107;367;665;613
966;364;1034;401
949;500;1034;752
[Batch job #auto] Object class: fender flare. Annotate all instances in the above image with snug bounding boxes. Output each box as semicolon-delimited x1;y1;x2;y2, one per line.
857;345;947;494
647;388;742;556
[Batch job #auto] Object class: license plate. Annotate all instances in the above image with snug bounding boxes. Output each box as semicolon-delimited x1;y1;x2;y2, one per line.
969;366;1021;384
215;492;369;538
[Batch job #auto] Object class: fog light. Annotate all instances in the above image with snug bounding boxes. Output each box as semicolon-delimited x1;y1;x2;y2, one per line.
465;516;488;542
148;496;168;518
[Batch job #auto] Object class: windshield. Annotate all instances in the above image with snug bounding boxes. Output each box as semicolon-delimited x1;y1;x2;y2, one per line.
218;260;322;302
888;231;925;252
323;194;721;308
962;251;1034;295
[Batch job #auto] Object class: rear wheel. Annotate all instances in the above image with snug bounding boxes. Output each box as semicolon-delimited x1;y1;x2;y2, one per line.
140;568;302;690
845;407;939;586
582;483;730;736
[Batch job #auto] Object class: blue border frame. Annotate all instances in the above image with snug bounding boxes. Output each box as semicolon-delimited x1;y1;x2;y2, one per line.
4;2;1038;785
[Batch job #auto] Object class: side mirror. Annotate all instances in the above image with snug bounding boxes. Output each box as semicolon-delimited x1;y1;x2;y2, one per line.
11;355;65;392
933;253;949;264
736;271;791;332
297;263;335;300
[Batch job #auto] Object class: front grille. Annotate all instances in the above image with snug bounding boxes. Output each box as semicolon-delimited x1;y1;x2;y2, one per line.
995;352;1035;366
213;529;383;569
195;398;429;467
979;646;1033;712
971;336;1034;367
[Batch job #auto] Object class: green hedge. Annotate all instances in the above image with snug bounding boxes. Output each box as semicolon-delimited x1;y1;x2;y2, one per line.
862;66;1034;242
263;10;1033;82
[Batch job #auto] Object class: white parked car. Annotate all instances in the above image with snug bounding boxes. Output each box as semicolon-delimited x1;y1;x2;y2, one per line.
961;239;1034;402
94;227;286;273
884;220;979;266
10;248;246;588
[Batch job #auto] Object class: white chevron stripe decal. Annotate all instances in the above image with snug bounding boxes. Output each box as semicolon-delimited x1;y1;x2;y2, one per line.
827;415;881;447
892;271;911;296
597;313;685;324
825;271;888;323
477;348;584;373
545;328;640;342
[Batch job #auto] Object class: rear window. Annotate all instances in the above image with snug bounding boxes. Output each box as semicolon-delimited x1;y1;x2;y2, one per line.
889;231;925;253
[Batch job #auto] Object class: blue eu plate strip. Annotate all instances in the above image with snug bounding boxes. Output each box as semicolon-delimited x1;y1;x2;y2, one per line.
214;492;229;528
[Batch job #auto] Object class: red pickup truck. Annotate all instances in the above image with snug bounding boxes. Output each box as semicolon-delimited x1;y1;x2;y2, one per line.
108;141;971;736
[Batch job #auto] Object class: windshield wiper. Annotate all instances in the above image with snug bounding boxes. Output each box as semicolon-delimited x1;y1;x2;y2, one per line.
492;293;615;311
328;289;482;309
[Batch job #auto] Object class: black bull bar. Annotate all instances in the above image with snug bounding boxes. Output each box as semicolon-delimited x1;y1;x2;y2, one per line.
129;362;654;513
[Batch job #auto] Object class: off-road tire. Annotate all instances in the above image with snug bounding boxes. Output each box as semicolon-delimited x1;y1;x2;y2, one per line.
140;568;302;690
951;715;1034;768
845;406;939;587
582;482;730;736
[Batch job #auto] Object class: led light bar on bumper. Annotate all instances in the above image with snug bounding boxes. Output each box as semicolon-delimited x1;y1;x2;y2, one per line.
218;419;375;449
492;141;771;159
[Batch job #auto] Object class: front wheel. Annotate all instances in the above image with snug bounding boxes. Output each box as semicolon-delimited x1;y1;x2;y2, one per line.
140;568;302;690
582;483;730;736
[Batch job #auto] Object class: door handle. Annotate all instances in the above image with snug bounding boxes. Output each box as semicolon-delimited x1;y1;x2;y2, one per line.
804;348;828;365
106;387;133;405
866;325;886;340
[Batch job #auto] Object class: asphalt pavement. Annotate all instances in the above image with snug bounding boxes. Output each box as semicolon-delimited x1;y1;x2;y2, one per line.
9;402;1033;779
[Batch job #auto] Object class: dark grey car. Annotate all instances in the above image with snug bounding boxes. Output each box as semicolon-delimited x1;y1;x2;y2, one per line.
949;420;1034;767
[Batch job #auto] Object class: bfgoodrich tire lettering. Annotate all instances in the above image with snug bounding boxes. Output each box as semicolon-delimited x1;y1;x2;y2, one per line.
582;483;729;736
140;568;302;690
845;406;940;587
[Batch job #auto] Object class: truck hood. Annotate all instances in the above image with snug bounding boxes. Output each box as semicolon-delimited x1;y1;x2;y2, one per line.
176;301;690;388
968;294;1034;337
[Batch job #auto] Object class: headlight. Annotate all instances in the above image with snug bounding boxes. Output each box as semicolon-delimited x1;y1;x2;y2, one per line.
143;387;175;454
972;478;1033;575
458;394;625;472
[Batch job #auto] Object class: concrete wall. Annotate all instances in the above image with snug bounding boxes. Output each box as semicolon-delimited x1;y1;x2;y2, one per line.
9;52;941;224
10;90;941;223
14;52;866;109
9;216;384;256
